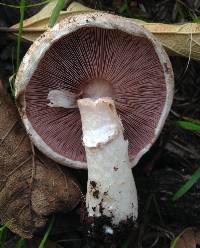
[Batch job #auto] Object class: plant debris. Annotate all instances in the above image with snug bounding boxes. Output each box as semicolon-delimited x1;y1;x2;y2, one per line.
0;87;81;238
172;228;200;248
6;1;200;61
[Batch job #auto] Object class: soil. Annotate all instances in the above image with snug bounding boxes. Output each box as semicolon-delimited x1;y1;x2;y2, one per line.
0;0;200;248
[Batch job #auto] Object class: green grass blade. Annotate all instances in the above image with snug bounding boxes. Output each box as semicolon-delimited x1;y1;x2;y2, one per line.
11;0;25;97
38;215;55;248
0;225;8;248
170;228;191;248
16;0;25;71
48;0;66;27
173;166;200;201
15;238;26;248
176;120;200;131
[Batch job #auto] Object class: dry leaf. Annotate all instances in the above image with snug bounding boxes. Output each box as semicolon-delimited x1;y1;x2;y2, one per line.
134;21;200;61
10;1;92;42
174;228;200;248
0;88;81;238
9;1;200;61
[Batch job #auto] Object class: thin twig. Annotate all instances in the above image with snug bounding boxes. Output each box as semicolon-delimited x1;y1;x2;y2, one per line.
0;27;46;32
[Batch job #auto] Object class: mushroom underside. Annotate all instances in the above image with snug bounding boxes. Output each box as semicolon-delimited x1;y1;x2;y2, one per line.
24;26;166;165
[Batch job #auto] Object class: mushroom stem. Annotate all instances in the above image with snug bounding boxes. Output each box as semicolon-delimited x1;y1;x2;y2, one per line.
78;97;138;230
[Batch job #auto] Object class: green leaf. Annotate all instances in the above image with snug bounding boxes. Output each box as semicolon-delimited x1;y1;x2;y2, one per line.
48;0;66;27
176;120;200;132
38;216;55;248
173;166;200;201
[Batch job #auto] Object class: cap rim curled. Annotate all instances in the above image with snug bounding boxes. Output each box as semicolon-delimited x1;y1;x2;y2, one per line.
15;12;174;169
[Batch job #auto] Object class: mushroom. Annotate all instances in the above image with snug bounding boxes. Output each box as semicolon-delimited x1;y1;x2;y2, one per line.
15;12;174;235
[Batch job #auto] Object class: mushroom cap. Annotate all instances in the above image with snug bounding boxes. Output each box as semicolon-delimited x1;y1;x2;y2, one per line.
15;12;174;169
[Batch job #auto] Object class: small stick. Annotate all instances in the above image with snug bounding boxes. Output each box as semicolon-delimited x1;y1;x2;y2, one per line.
0;27;46;32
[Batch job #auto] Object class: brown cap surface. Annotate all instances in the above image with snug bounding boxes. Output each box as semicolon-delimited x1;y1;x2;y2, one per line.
15;12;174;169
